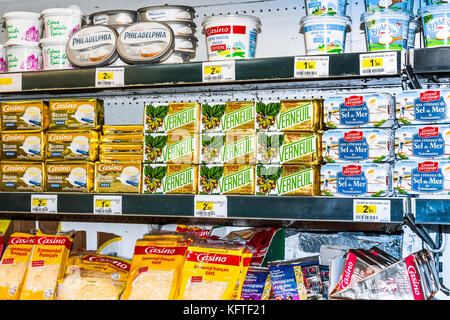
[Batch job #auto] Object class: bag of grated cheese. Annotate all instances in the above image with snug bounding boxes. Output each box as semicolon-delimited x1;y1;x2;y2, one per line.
19;230;73;300
0;232;36;300
231;247;253;300
121;235;189;300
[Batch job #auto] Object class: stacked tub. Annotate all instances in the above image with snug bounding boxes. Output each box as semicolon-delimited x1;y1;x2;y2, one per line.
418;1;450;49
300;0;351;55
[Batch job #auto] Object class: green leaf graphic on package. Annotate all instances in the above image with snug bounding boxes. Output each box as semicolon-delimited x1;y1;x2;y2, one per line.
144;165;167;193
199;166;224;194
202;135;225;163
256;102;281;130
258;133;284;163
145;105;169;132
145;135;168;162
201;104;226;131
256;166;283;195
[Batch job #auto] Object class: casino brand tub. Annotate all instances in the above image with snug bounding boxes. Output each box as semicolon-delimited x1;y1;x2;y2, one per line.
365;0;413;13
300;15;351;55
361;11;411;51
305;0;347;16
419;4;450;48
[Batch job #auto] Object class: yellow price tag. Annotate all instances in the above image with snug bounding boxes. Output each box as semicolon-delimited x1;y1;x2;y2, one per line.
362;58;383;68
204;66;222;75
296;61;316;70
32;199;47;207
97;72;114;80
95;200;111;208
196;202;214;211
355;204;377;214
0;78;13;86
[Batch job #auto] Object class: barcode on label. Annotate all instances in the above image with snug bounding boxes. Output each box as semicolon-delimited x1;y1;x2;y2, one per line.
32;206;49;213
204;75;224;82
295;71;318;77
97;81;113;86
355;214;378;221
95;208;113;214
196;210;215;217
362;68;385;74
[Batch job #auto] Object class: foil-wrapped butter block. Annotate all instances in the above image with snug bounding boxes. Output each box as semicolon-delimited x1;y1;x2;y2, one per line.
1;100;50;131
49;98;104;131
95;161;141;193
142;163;197;194
1;131;46;161
198;164;255;195
45;162;95;193
46;130;99;162
0;162;45;192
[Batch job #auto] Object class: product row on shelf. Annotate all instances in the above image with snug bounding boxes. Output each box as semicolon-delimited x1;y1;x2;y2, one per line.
0;224;439;300
0;0;449;71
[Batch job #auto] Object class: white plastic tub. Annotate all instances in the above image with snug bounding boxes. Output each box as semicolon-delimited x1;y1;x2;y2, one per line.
419;4;450;48
40;37;73;70
6;42;42;72
41;7;84;39
2;12;42;45
305;0;347;16
300;15;351;55
202;14;261;61
0;45;7;72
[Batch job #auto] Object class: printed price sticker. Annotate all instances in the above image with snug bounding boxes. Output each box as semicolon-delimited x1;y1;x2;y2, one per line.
360;52;397;76
0;73;22;92
202;61;235;82
353;199;391;222
31;194;57;213
294;56;329;78
93;195;122;215
194;195;227;218
95;67;125;87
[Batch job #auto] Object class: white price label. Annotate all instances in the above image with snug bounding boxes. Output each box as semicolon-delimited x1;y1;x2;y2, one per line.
202;61;235;82
294;56;329;78
353;199;391;222
194;195;227;218
93;195;122;215
360;52;398;76
31;194;57;213
0;73;22;92
95;67;125;87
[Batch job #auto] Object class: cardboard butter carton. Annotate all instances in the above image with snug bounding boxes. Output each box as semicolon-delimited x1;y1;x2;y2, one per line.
142;164;197;194
200;132;256;164
201;101;255;133
0;162;45;192
49;98;104;131
45;162;95;193
143;132;199;164
198;164;255;195
46;130;99;162
1;131;45;161
95;162;141;193
144;102;200;134
1;100;49;131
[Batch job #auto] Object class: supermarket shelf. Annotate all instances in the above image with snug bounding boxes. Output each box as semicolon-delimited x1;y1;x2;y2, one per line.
412;48;450;74
414;197;450;225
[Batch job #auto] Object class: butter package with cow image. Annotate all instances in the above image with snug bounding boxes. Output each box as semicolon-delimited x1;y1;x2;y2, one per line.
201;101;255;133
144;102;200;134
142;164;197;194
199;164;255;195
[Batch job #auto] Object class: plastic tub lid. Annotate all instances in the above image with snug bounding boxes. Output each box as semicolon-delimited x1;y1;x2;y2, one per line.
361;10;412;23
39;37;68;46
202;14;262;29
5;40;41;48
2;11;41;20
41;6;83;17
137;5;196;13
300;14;352;26
418;3;450;16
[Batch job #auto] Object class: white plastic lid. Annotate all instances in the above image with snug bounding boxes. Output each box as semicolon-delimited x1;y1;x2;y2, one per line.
5;40;41;48
202;14;262;28
41;7;83;17
300;14;352;27
361;11;411;23
2;11;41;21
39;37;68;46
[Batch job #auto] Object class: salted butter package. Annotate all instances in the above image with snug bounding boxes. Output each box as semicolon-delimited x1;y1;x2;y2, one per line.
48;98;104;130
144;133;199;164
395;125;450;160
0;162;45;192
256;99;323;132
100;143;143;154
396;89;450;125
142;164;197;194
99;153;143;162
393;160;450;195
45;162;95;193
1;131;45;161
102;125;143;135
323;93;395;129
95;161;141;193
46;130;99;162
101;134;143;144
199;164;255;195
1;100;49;131
201;101;255;133
256;164;320;196
144;102;200;134
320;163;392;197
322;128;394;163
201;132;256;164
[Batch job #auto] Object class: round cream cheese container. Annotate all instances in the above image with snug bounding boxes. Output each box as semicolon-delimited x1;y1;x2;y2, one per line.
40;37;73;70
41;7;84;39
66;25;119;68
6;41;42;72
2;11;42;45
165;20;197;36
89;10;137;26
108;24;130;66
161;51;191;64
137;5;195;22
174;35;197;57
116;21;174;64
0;45;7;72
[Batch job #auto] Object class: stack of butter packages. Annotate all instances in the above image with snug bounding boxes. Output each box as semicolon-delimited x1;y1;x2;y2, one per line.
393;89;450;196
321;93;396;197
142;102;200;194
96;125;143;193
44;98;103;193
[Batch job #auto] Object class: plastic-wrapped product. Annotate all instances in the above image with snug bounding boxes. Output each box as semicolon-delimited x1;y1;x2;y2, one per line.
268;258;308;300
240;267;272;300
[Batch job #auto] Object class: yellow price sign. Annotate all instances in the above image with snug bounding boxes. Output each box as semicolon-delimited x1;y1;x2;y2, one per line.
362;58;383;68
296;61;316;70
355;204;377;214
97;72;114;81
32;198;47;207
196;202;214;211
95;200;111;208
204;66;222;75
0;78;13;86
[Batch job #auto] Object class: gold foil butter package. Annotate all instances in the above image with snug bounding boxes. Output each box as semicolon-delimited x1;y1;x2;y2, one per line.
144;132;199;164
142;164;197;194
46;130;99;162
49;99;104;131
0;162;45;192
102;125;143;135
100;134;144;144
1;131;45;161
1;100;49;131
144;102;200;134
45;162;95;193
201;101;255;133
198;164;255;195
200;132;256;164
95;161;141;193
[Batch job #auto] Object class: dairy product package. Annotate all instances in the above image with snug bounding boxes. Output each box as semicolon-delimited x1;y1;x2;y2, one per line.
393;160;450;195
321;162;392;197
0;162;45;192
323;93;395;129
142;164;197;194
267;258;308;300
256;99;323;132
99;153;143;162
100;134;143;144
1;100;49;131
1;131;45;161
100;143;143;154
394;125;450;160
200;132;256;164
322;128;394;163
201;101;255;133
95;162;141;193
48;99;104;131
396;89;450;125
257;132;322;165
144;102;200;134
45;162;95;193
102;125;143;135
199;164;255;195
255;164;320;196
46;130;99;162
143;132;199;164
240;267;272;300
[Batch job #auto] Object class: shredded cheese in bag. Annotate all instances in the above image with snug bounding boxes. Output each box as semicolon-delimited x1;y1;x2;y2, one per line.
19;230;73;300
0;232;36;300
